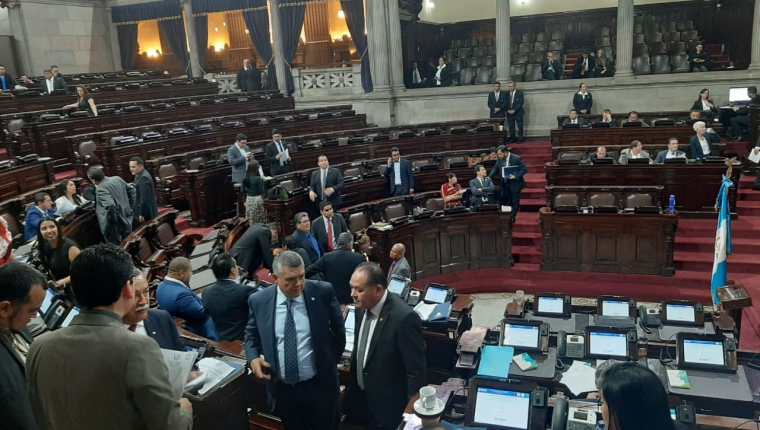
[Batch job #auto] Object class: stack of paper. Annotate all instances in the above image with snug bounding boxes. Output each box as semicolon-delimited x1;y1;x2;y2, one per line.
195;357;236;396
161;349;198;399
560;361;597;395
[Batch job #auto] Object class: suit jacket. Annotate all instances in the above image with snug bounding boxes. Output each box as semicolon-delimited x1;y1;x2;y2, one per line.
133;169;158;222
236;67;261;92
541;59;562;80
291;230;322;264
469;176;496;207
27;310;192;430
572;56;596;78
434;65;451;87
307;249;366;304
506;90;524;115
620;119;650;127
562;117;586;128
346;293;426;430
264;140;291;175
383;159;415;196
689;134;719;160
310;214;348;254
202;279;256;341
230;223;274;275
387;256;411;282
489;154;527;185
39;77;66;95
0;74;14;91
94;175;135;241
655;149;687;164
690;99;718;115
244;282;345;410
156;278;216;339
487;91;508;118
23;205;56;241
309;167;344;208
572;92;593;113
227;143;248;184
144;309;185;351
1;332;38;430
618;149;652;164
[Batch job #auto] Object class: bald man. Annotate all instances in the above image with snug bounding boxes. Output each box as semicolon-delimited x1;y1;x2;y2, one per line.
387;243;411;282
156;257;218;340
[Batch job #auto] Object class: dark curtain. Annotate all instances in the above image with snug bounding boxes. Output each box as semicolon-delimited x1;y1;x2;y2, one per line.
243;1;277;90
195;15;208;72
278;2;306;95
159;18;190;73
340;0;372;92
116;24;138;71
111;0;180;23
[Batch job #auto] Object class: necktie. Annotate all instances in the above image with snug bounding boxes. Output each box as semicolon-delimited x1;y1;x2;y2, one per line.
321;169;326;196
327;219;334;251
283;299;299;384
356;311;374;390
307;234;321;258
128;324;137;332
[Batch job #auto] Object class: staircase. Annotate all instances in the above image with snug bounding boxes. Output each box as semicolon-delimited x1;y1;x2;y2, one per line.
704;43;732;70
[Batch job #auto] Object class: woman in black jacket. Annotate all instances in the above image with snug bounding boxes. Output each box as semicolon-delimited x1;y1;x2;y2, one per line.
572;82;593;114
690;88;718;122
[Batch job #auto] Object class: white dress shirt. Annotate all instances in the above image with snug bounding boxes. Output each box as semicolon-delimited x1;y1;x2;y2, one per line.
701;99;713;111
393;161;402;185
434;64;446;86
45;78;55;93
357;290;388;367
698;135;711;156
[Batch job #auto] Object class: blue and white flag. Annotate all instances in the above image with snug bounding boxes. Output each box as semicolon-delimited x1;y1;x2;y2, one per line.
710;175;734;305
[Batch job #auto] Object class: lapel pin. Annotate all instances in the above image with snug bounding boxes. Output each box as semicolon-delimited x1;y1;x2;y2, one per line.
311;297;316;301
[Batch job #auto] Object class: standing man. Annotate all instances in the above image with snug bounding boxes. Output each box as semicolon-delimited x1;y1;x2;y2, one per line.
228;133;252;185
203;253;256;342
487;81;507;118
308;154;344;210
27;244;193;430
265;129;291;176
291;212;322;264
245;251;345;430
23;192;56;241
383;147;415;197
0;262;46;430
307;232;365;305
230;223;278;278
236;58;262;92
346;262;426;430
387;243;411;282
469;164;496;209
40;69;66;95
156;257;218;340
87;166;136;244
505;81;525;143
123;269;185;351
129;156;158;225
489;146;527;221
0;65;15;92
311;201;348;254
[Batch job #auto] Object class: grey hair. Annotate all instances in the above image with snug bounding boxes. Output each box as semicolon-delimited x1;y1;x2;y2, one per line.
692;121;706;132
273;250;304;276
337;232;354;250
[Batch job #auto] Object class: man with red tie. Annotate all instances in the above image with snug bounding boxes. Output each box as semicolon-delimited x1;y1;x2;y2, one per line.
310;201;348;255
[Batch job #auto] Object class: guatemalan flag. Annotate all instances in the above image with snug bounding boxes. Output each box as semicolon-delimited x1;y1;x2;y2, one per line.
710;175;734;305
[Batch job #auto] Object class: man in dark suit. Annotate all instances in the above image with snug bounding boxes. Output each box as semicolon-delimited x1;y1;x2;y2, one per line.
310;201;348;254
0;262;46;430
561;109;585;128
291;212;322;264
307;232;365;305
0;64;15;92
489;145;527;220
383;147;415;196
265;129;291;176
236;58;262;92
230;223;278;278
572;52;595;79
128;156;158;225
541;51;562;80
156;257;218;340
589;145;615;164
245;250;345;430
39;69;66;95
505;81;525;143
88;165;136;244
689;121;720;160
123;269;185;351
655;138;687;164
346;262;426;430
202;253;256;341
469;164;496;208
308;154;344;210
487;81;507;118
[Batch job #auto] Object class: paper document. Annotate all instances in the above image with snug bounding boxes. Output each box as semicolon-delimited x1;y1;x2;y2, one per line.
667;369;691;389
161;348;198;399
749;148;760;164
195;357;236;396
560;361;597;395
413;302;436;321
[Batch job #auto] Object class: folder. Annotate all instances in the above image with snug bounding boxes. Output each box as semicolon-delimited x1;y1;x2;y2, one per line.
477;345;514;380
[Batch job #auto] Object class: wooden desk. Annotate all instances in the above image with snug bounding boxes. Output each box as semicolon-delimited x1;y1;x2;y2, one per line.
539;207;678;276
544;162;741;217
555;111;705;128
551;126;701;148
0;158;55;201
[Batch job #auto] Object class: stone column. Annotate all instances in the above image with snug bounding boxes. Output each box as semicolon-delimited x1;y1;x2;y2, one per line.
749;0;760;71
614;0;634;77
6;1;34;75
367;0;390;91
181;0;203;78
386;0;405;91
270;0;290;93
105;7;122;72
496;0;511;83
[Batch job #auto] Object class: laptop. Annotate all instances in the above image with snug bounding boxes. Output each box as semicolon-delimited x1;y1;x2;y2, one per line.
728;87;751;105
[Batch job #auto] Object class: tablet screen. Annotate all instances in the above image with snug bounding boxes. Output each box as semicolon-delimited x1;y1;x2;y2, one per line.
537;296;564;314
666;304;696;323
602;300;629;317
729;87;750;103
40;289;55;315
388;278;406;296
473;388;530;429
424;286;448;304
683;339;725;367
60;307;80;328
589;330;628;358
502;323;540;349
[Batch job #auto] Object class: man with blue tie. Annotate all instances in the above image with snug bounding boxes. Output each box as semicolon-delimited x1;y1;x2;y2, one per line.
383;147;414;197
0;65;15;92
489;145;527;221
290;212;322;264
245;251;345;430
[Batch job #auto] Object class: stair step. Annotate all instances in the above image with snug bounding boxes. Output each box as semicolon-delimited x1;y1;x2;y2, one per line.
675;236;760;253
674;251;760;273
512;245;543;264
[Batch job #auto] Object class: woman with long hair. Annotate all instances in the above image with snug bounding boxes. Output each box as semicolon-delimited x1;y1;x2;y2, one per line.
54;180;88;217
0;216;13;266
35;218;80;288
62;85;98;117
242;159;267;225
690;88;717;122
600;362;675;430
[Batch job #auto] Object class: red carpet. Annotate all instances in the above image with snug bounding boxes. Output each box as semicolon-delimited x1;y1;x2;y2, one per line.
54;169;78;182
413;140;760;352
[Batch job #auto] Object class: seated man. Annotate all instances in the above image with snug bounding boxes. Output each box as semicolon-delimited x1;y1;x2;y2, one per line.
620;111;650;127
229;223;278;279
618;140;651;164
598;109;617;127
202;253;256;341
23;192;56;241
689;121;720;160
156;257;218;340
729;86;760;140
541;51;562;80
562;109;585;128
469;164;495;208
655;137;687;163
123;269;185;351
589;145;614;164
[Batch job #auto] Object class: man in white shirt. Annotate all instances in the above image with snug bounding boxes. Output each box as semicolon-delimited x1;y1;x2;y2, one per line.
39;69;64;95
562;109;584;128
265;129;291;176
383;147;414;196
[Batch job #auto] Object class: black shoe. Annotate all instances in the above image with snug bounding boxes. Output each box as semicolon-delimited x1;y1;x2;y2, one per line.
507;137;517;143
517;136;526;143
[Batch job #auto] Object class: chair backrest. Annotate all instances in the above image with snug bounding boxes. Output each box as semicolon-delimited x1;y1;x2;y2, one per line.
598;36;611;47
524;64;542;82
626;193;654;208
158;163;177;180
348;212;369;232
632;56;651;74
425;198;445;211
634;33;645;44
384;203;406;220
510;64;526;81
78;140;97;158
468;57;480;68
600;27;611;37
653;55;671;73
589;192;617;207
1;213;21;238
476;67;494;84
559;151;585;163
535;32;546;42
138;237;154;262
188;156;205;170
459;68;476;85
553;193;579;208
482;56;495;67
344;167;361;178
518;43;532;54
156;222;176;246
279;180;297;193
550;31;562;41
412;159;433;169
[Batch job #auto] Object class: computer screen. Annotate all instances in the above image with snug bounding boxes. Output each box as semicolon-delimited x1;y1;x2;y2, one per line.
60;307;80;328
502;323;540;349
40;289;55;315
666;304;696;323
473;387;531;429
424;286;448;304
683;339;725;367
602;300;630;317
537;296;564;314
729;87;750;103
589;330;628;358
344;306;355;353
388;278;406;296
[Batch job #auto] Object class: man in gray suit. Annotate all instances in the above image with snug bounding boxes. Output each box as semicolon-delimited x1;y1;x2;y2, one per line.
88;166;136;244
27;243;193;430
228;133;252;185
387;243;411;282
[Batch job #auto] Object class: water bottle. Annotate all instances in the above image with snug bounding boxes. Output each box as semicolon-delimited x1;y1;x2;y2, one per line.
668;194;676;214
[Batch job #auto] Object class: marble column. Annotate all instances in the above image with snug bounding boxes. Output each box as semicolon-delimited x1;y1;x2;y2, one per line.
181;0;203;77
367;0;390;91
614;0;634;77
496;0;511;83
269;0;289;93
749;0;760;71
386;0;405;91
105;7;122;72
6;1;33;75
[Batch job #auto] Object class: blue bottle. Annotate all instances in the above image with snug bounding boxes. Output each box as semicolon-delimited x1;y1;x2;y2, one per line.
668;194;676;214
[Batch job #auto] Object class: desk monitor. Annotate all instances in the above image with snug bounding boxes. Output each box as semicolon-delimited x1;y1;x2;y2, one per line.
387;276;410;299
592;122;611;128
500;319;544;352
424;285;451;304
344;305;356;353
662;300;703;326
534;293;571;318
466;379;533;430
677;333;733;372
586;326;632;360
60;307;80;328
627;157;651;165
593;157;614;164
598;296;634;318
40;288;56;317
729;87;750;103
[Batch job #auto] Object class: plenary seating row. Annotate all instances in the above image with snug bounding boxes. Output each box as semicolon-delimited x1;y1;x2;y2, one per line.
547;185;664;213
552;142;724;163
69;106;364;180
0;156;55;203
550;126;721;150
5;93;292;169
555;111;720;129
0;78;219;114
22;70;167;85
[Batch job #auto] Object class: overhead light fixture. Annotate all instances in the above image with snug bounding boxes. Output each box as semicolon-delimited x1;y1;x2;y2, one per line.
337;10;345;19
245;29;250;34
214;27;219;32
